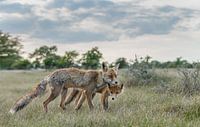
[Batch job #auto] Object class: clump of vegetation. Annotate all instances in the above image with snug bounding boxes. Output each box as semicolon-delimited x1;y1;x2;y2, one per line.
151;65;200;95
129;55;155;86
163;104;184;116
119;55;172;87
184;102;200;120
11;59;32;69
177;67;200;96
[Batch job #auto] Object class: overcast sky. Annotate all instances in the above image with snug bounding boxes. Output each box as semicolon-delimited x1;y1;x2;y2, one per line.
0;0;200;62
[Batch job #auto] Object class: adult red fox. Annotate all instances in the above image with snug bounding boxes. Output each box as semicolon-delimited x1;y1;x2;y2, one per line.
9;62;119;114
65;83;124;111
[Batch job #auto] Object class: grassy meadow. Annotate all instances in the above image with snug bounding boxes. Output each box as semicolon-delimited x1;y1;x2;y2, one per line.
1;70;200;127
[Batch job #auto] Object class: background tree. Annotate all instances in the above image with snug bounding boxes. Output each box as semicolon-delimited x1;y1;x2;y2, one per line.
80;47;103;69
114;57;129;69
29;45;57;68
144;55;152;64
0;30;196;70
0;31;23;69
150;60;162;68
175;57;183;67
131;55;152;69
160;57;192;68
11;59;32;69
43;54;61;69
58;50;79;68
32;59;40;69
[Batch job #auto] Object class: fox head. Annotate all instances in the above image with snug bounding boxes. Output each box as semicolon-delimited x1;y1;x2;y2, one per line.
107;83;123;100
101;62;120;86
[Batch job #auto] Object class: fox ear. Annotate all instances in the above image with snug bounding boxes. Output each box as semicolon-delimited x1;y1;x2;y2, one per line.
115;63;120;72
102;62;108;72
120;84;124;89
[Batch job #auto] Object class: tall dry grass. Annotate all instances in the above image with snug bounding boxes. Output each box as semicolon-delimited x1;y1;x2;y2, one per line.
1;70;200;127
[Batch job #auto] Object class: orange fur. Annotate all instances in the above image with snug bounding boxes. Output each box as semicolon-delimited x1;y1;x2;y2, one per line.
65;84;123;111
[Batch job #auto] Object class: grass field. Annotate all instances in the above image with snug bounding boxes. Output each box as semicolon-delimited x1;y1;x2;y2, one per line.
1;70;200;127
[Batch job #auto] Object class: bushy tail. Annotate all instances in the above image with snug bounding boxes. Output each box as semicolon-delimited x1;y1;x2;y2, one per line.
9;79;48;114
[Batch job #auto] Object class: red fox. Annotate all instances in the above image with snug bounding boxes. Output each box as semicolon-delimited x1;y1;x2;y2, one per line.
9;62;119;114
65;83;124;111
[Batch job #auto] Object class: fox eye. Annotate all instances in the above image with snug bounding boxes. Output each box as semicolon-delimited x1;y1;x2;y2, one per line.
111;92;113;94
108;74;113;79
116;92;119;94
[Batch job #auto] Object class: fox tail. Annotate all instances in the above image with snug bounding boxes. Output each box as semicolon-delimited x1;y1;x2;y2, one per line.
9;78;48;114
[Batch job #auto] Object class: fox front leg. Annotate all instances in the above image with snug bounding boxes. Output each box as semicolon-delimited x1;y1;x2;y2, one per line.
85;91;94;110
101;93;109;111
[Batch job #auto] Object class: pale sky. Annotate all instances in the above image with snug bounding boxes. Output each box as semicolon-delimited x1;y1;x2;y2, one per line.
0;0;200;62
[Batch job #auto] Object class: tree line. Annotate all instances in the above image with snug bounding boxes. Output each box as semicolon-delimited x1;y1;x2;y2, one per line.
0;31;199;70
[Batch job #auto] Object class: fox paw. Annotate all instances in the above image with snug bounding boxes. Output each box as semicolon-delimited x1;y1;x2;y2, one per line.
59;105;66;110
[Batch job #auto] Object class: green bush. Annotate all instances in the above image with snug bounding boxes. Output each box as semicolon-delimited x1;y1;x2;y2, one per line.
11;59;32;69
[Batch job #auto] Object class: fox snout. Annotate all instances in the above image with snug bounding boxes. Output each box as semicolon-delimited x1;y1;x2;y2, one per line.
110;95;116;100
108;80;118;86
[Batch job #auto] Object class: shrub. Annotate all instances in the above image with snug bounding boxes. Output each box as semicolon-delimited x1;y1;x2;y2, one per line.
184;102;200;120
11;59;32;69
177;68;200;96
119;56;172;87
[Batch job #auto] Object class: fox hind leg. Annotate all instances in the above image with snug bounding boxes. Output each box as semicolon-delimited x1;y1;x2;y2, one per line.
85;91;94;110
43;86;61;113
60;87;68;110
65;89;80;106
